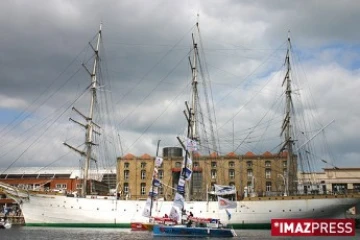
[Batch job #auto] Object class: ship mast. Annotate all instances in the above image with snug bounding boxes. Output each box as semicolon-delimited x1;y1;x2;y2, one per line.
183;23;199;202
63;24;102;197
280;32;294;196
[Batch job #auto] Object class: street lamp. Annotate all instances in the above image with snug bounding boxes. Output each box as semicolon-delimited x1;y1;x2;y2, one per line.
278;174;288;196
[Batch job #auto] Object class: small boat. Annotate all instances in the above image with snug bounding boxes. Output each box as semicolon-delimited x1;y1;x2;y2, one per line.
153;218;237;238
130;142;177;231
0;218;11;229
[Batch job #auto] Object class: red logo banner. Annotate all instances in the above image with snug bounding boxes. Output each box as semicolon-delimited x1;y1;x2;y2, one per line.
271;219;355;236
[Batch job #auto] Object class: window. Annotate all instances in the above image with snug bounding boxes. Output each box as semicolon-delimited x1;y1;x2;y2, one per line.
159;186;164;195
158;170;163;180
141;183;147;196
141;162;147;169
211;162;217;168
76;184;82;189
247;170;253;178
229;161;235;168
192;172;202;191
211;169;217;179
123;183;129;194
193;162;199;167
265;169;271;179
229;169;235;179
141;183;146;195
124;162;129;168
124;170;129;180
265;161;271;168
283;161;287;168
283;169;287;177
266;182;272;192
247;161;252;168
353;184;360;192
175;162;182;168
141;170;146;180
56;184;67;189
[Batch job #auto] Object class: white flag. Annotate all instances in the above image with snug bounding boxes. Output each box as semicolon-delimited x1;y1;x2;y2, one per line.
178;177;185;187
186;138;198;151
186;156;192;168
169;206;180;222
218;196;237;210
155;157;163;167
214;184;236;195
173;193;185;210
142;197;152;217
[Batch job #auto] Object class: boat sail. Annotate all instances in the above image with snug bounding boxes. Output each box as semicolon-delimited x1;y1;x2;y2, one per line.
1;24;360;230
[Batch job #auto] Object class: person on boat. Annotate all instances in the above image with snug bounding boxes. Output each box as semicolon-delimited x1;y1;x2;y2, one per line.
218;220;223;229
189;212;193;217
186;219;193;227
164;213;168;218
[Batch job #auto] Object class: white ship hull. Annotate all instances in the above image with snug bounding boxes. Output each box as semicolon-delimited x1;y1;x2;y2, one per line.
19;194;360;229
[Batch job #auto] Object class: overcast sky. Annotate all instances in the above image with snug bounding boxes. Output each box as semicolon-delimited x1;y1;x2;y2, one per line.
0;0;359;172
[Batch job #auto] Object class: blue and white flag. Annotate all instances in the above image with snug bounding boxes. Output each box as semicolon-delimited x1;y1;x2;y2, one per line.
183;167;192;181
214;184;236;195
155;157;163;167
148;186;158;197
177;185;185;194
153;178;161;187
186;138;198;151
218;196;237;210
177;177;185;194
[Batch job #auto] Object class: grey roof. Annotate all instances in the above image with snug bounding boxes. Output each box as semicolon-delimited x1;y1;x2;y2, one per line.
0;167;117;181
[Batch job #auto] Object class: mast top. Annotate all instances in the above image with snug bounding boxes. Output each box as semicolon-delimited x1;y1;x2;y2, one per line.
287;30;291;41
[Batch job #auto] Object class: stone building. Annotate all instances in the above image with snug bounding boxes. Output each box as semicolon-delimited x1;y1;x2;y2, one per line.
116;147;296;200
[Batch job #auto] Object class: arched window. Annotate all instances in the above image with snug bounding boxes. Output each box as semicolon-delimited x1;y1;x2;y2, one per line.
123;183;129;194
158;170;163;179
211;169;217;179
141;170;146;180
229;169;235;179
124;170;129;180
140;183;146;195
265;169;271;179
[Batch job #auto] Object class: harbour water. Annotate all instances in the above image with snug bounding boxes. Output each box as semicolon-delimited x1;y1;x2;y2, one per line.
1;227;359;240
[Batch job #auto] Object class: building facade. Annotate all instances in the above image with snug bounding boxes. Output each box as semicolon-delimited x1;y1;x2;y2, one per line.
116;147;296;200
298;168;360;195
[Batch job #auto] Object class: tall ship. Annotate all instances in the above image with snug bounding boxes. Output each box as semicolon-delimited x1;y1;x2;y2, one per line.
1;23;360;229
